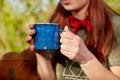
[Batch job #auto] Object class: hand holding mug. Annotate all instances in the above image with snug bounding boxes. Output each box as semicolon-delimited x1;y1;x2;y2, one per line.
26;23;64;51
26;24;35;51
60;26;93;64
34;23;64;50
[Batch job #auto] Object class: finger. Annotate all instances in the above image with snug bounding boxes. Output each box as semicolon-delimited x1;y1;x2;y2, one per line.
60;26;74;39
64;26;72;32
31;39;34;45
60;37;72;44
26;36;34;45
30;45;35;51
60;44;71;51
25;45;35;51
60;49;70;57
26;36;32;43
29;24;34;29
28;29;35;36
60;32;74;39
25;46;30;51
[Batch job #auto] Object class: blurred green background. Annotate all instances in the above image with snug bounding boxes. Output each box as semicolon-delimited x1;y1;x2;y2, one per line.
0;0;120;58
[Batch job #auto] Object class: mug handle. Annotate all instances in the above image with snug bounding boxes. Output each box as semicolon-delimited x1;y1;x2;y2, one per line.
59;29;64;32
59;29;64;48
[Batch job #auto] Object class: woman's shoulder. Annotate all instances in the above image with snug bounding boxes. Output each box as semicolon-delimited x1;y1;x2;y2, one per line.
110;13;120;27
110;13;120;36
107;14;120;67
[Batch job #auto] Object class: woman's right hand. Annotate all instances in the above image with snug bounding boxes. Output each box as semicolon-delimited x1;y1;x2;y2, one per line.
26;24;55;80
26;24;36;51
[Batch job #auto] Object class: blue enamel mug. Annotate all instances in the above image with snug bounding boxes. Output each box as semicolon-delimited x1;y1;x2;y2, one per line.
34;23;64;50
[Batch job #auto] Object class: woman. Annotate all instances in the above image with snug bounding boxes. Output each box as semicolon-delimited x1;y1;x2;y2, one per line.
26;0;120;80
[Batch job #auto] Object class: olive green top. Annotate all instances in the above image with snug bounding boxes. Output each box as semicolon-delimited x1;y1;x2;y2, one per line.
107;14;120;66
55;14;120;80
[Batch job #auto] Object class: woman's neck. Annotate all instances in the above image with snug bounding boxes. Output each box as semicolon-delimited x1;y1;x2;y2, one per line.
71;1;89;20
71;10;88;20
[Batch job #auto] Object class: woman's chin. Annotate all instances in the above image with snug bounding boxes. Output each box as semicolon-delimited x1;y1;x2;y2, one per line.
63;7;75;11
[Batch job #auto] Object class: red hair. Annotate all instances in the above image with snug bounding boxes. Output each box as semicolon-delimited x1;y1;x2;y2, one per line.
50;0;118;63
0;50;40;80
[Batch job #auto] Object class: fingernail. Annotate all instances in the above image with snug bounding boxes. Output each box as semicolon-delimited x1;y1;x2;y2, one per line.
25;46;30;51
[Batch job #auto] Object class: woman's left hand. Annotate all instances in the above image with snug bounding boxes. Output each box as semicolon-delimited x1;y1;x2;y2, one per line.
60;26;93;64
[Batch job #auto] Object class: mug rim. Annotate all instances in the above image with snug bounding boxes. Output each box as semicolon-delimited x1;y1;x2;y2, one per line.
35;23;59;25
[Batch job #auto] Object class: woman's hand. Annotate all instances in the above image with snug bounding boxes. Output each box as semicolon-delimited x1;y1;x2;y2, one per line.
26;24;36;51
60;26;93;64
26;24;55;80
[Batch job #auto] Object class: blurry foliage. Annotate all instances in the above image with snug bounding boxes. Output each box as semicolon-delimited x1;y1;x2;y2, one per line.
0;0;57;57
0;0;120;58
105;0;120;13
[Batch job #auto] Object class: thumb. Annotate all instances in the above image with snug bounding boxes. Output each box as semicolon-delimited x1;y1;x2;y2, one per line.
64;26;72;32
